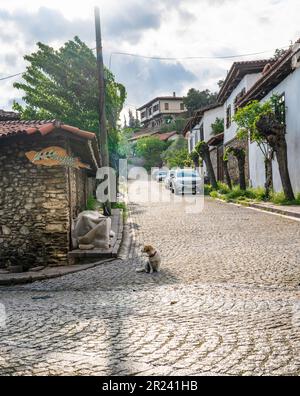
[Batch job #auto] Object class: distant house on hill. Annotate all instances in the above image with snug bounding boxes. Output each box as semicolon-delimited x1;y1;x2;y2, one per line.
137;93;187;129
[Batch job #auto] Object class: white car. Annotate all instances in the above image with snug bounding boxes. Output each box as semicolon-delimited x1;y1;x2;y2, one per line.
170;169;202;195
156;170;168;182
164;170;177;190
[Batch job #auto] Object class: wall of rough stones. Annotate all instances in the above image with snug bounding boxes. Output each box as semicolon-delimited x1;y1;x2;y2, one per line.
0;135;70;269
224;138;249;186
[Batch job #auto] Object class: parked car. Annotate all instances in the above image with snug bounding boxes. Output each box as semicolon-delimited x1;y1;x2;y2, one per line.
170;169;202;195
164;169;177;190
156;170;168;182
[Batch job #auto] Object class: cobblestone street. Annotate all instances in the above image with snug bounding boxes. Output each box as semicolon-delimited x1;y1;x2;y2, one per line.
1;183;300;376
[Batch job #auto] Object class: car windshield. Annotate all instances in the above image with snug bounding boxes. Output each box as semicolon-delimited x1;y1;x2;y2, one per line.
159;171;167;175
177;171;198;178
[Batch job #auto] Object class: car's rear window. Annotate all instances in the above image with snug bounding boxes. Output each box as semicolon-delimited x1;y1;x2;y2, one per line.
177;171;198;178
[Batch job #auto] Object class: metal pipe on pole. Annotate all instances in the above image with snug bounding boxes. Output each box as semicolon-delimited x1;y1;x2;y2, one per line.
94;6;111;216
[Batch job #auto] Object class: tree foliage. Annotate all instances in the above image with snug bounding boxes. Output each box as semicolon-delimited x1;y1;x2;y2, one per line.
211;117;224;135
233;95;294;200
272;48;287;61
183;88;217;116
13;36;126;165
161;137;189;168
128;109;140;130
160;118;187;134
136;136;167;171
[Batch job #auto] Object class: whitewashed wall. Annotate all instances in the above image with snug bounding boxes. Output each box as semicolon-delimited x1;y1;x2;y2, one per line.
203;106;224;141
249;67;300;193
224;73;262;144
188;106;224;153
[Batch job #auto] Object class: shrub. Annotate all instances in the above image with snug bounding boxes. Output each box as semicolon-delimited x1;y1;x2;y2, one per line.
111;201;128;220
247;187;267;201
217;182;231;195
270;191;300;205
204;184;213;196
210;190;220;199
86;196;99;211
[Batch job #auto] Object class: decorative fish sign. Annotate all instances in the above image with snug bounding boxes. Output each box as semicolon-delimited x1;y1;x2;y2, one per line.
25;146;91;170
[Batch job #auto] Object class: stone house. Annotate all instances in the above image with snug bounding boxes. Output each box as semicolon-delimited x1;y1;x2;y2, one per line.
238;40;300;193
0;119;101;269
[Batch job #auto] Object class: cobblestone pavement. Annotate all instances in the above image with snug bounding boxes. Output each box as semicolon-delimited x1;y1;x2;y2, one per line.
0;182;300;376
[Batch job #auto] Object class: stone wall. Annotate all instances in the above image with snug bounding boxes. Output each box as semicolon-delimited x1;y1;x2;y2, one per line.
0;135;70;269
224;138;249;186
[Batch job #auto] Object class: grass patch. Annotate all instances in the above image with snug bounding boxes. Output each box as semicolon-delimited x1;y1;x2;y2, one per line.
270;192;300;206
208;183;300;206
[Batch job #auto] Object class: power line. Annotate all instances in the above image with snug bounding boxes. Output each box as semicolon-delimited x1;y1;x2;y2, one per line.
0;44;291;82
0;72;23;81
109;45;290;69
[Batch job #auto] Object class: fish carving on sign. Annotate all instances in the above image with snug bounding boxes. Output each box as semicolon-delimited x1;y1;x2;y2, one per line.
25;146;91;170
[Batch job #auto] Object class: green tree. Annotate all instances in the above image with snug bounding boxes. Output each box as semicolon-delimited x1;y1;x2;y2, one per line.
226;147;246;191
183;88;217;116
13;36;126;167
161;137;189;168
128;109;140;129
160;117;187;134
272;48;287;61
194;141;218;189
211;117;224;135
136;136;167;171
233;96;294;200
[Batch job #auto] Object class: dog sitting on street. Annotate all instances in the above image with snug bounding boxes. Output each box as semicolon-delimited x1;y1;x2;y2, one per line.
136;245;161;274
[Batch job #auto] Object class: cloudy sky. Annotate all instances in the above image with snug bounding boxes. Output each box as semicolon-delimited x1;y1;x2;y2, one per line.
0;0;299;122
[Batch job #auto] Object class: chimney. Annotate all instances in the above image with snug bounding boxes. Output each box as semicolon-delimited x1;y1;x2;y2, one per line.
173;92;176;97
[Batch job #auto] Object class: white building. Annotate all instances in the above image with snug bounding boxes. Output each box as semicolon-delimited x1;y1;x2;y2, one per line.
216;60;271;183
137;93;186;129
184;103;224;181
238;40;300;193
185;103;223;153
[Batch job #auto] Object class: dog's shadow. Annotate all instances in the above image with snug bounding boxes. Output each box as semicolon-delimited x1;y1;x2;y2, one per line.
131;223;141;231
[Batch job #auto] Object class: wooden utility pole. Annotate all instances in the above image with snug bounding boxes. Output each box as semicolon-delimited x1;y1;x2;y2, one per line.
95;6;111;216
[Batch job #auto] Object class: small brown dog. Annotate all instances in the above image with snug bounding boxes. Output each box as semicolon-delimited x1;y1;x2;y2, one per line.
136;245;161;274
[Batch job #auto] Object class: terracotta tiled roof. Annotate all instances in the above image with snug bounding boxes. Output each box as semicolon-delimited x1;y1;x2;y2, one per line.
0;120;96;140
207;132;224;146
182;103;222;137
154;131;178;141
0;119;101;168
217;59;272;103
238;43;300;107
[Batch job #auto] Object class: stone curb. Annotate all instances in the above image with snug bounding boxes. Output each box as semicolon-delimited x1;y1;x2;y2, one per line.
212;198;300;220
0;258;115;286
0;210;125;286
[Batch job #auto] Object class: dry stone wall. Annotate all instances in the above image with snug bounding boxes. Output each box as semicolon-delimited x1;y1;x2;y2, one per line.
0;136;70;269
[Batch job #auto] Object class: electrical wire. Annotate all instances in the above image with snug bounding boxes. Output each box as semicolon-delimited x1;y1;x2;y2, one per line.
108;45;290;69
0;44;291;82
0;72;23;81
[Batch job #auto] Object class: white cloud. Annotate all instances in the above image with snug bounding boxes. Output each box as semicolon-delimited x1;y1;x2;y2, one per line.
0;0;300;117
